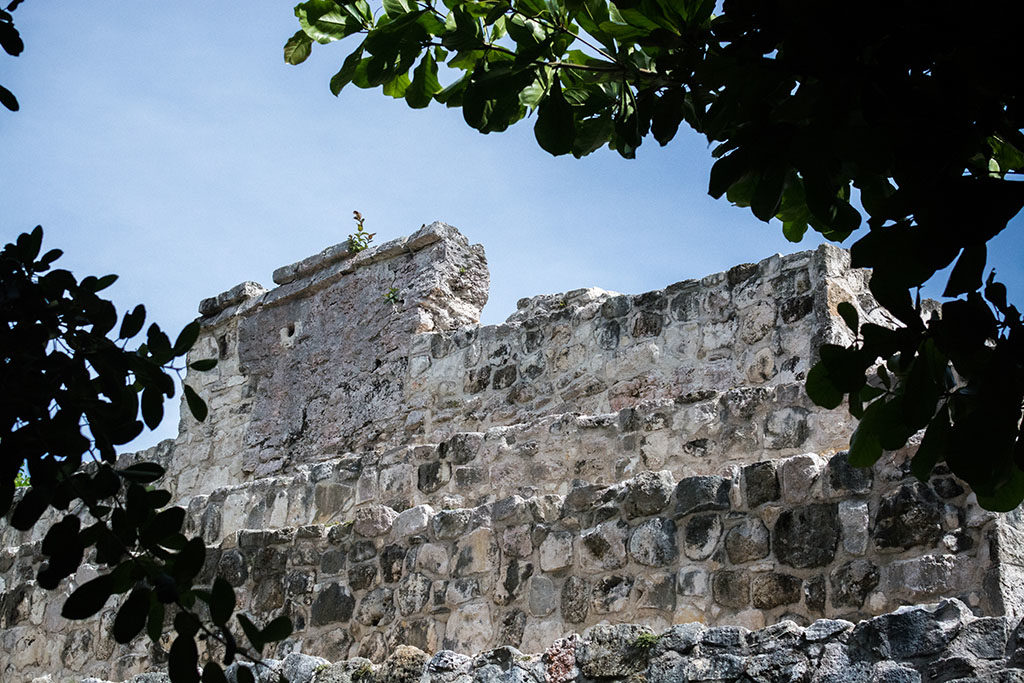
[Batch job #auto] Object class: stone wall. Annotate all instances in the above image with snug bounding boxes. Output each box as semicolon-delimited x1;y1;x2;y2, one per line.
3;223;1024;682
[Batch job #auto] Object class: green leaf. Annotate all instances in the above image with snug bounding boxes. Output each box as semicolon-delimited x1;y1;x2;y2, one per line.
141;507;186;546
209;578;236;626
189;358;218;372
911;404;951;481
750;167;787;222
119;462;166;484
383;0;416;17
0;83;18;112
147;597;165;643
62;574;114;619
848;398;885;467
296;0;361;43
168;634;201;683
534;74;574;156
330;48;365;96
172;537;207;584
805;361;844;410
977;467;1024;512
943;244;987;297
837;302;859;333
202;663;229;683
119;304;146;339
141;386;164;431
174;321;201;357
237;613;264;653
406;52;442;108
184;384;208;422
709;151;749;200
113;586;151;644
261;615;294;643
284;30;314;65
782;220;808;242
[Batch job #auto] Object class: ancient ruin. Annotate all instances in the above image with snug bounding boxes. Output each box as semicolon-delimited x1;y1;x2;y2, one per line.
5;222;1024;681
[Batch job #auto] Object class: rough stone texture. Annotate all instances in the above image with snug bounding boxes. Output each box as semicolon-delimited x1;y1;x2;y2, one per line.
4;226;1024;682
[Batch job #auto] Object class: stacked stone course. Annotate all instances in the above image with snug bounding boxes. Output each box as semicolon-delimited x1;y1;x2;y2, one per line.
4;222;1024;682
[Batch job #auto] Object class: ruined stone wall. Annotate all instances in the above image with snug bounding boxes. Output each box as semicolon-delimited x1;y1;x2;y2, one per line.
3;223;1024;682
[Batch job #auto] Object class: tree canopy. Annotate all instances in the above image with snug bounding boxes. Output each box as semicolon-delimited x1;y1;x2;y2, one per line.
287;0;1024;509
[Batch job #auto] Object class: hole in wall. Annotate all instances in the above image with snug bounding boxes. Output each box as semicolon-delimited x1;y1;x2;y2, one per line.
217;335;228;359
286;322;296;337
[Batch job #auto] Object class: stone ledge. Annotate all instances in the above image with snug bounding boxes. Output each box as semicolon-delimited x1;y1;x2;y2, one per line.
51;599;1024;683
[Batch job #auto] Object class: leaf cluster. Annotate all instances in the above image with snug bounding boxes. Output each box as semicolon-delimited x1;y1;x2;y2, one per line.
0;0;26;111
1;227;291;681
287;0;1024;508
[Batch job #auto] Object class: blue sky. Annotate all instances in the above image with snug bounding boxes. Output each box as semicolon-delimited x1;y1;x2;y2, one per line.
4;3;1023;449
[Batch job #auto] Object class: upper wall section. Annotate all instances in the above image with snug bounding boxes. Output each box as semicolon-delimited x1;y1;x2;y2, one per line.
160;224;887;501
402;241;880;449
172;223;488;495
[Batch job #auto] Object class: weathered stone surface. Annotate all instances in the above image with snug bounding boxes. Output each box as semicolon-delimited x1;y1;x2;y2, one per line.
628;518;678;567
751;572;802;610
774;503;839;568
831;560;880;610
873;482;944;550
580;520;629;571
848;599;971;660
311;582;356;626
577;624;653;679
683;513;722;561
561;576;590;624
743;462;780;508
624;471;674;517
675;476;731;515
726;518;771;564
353;506;399;538
713;570;751;609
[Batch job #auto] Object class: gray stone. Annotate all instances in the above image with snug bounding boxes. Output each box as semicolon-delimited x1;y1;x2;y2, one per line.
804;619;854;643
528;576;556;617
580;520;629;571
839;500;870;555
830;560;880;609
675;476;731;515
637;573;677;611
743;462;780;508
751;572;802;609
848;599;972;660
745;650;808;683
624;470;675;517
577;624;653;679
591;575;634;613
628;518;678;567
725;518;771;564
827;451;872;495
311;582;356;626
683;513;722;561
393;505;433;538
683;653;746;680
396;573;432;616
539;531;573;572
677;567;709;596
280;653;331;683
310;659;375;683
713;570;751;609
773;503;839;568
560;576;590;624
353;505;399;537
378;645;429;683
657;623;706;655
873;482;944;550
355;587;395;626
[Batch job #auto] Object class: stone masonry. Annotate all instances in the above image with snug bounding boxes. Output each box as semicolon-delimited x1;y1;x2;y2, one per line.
4;222;1024;681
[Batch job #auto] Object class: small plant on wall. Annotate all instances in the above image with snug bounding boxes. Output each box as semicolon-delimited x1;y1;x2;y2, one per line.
347;210;375;253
